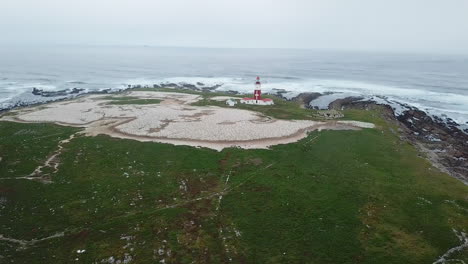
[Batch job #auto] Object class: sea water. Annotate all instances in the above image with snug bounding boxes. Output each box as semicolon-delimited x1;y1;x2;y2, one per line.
1;45;467;127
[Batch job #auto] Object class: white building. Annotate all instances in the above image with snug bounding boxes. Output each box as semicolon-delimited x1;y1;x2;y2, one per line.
226;99;237;106
240;98;274;105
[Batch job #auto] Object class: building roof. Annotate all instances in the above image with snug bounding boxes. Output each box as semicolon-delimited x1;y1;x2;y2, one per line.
242;98;273;101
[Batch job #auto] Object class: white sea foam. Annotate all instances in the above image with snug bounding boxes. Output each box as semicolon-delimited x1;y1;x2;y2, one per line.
136;77;468;128
2;75;468;130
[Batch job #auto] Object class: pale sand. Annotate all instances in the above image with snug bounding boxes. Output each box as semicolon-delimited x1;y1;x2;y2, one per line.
209;96;242;101
2;91;375;151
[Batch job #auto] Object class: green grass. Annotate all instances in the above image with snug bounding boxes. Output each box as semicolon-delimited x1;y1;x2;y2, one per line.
131;87;326;121
107;99;162;105
0;122;79;177
100;96;140;101
0;93;467;263
98;96;162;105
192;94;323;121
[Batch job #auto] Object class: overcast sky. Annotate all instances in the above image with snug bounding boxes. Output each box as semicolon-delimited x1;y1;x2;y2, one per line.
1;0;468;54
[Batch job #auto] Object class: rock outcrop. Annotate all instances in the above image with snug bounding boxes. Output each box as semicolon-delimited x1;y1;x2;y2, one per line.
32;87;85;97
331;98;468;184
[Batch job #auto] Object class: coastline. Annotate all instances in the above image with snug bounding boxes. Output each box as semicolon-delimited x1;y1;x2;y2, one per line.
1;82;467;184
1;86;467;263
1;91;374;151
286;93;468;184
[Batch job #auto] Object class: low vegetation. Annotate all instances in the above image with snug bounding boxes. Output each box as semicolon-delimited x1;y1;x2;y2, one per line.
0;90;467;263
131;87;318;120
100;96;162;105
193;94;323;121
107;99;162;105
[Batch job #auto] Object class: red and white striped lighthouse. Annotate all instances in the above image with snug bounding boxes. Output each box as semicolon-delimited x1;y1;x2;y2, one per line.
240;76;274;105
254;76;262;102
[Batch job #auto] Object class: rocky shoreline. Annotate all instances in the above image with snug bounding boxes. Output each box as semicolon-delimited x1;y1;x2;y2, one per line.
0;82;236;113
0;88;113;114
1;83;466;184
285;92;468;184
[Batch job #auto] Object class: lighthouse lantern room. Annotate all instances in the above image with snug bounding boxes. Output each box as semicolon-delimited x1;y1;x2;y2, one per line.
240;77;274;105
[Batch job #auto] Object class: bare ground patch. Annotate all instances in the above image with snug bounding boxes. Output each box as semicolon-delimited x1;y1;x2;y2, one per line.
1;91;375;151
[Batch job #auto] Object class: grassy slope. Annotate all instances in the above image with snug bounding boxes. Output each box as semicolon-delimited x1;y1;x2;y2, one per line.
0;91;467;263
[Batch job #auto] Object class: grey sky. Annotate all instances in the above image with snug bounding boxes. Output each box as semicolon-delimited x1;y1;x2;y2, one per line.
1;0;468;54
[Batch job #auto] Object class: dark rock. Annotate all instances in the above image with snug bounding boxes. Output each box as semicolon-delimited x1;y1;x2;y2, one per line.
165;83;178;88
31;88;75;97
328;97;364;110
289;92;322;108
70;88;84;94
181;83;198;90
330;98;467;183
32;87;42;95
270;88;288;96
95;88;111;94
204;84;222;90
397;109;468;145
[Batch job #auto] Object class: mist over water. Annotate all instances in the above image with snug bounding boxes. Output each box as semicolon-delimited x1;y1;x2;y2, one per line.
1;45;468;126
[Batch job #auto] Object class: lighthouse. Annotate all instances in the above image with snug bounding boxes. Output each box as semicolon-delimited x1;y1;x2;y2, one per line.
254;76;262;103
240;76;274;105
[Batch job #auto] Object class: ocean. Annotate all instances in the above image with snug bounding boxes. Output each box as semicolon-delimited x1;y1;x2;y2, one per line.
1;45;468;128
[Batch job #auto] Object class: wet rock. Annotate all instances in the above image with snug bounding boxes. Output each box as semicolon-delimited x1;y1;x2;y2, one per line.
70;88;85;94
32;87;41;95
203;84;222;90
94;88;112;94
181;83;198;90
330;98;467;183
288;92;322;108
328;96;364;110
270;88;288;96
165;83;178;88
32;87;84;97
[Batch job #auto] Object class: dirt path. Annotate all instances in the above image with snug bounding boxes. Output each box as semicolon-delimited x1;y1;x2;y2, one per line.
30;133;76;179
433;229;468;264
1;133;77;184
0;231;66;249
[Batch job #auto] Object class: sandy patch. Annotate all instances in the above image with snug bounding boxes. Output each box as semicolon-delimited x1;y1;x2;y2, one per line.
210;96;241;101
2;91;375;151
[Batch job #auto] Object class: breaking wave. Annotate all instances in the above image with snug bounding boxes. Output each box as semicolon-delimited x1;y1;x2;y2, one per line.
1;46;467;129
124;76;468;127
